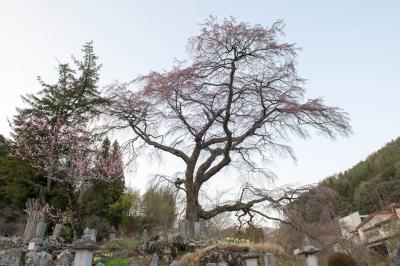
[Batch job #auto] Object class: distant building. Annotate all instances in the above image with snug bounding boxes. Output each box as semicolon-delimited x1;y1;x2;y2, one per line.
338;203;400;254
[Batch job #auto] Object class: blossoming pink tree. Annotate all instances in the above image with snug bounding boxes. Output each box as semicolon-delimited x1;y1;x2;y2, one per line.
105;18;351;234
14;115;122;237
13;42;121;238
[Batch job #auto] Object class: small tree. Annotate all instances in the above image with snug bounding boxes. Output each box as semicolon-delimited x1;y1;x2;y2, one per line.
105;17;351;234
142;185;177;231
14;116;120;237
13;42;119;238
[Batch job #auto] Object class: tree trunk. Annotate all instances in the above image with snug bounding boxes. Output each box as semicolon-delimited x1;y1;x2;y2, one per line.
185;183;201;236
66;187;83;239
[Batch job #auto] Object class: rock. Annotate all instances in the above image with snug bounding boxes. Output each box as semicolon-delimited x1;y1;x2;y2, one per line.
55;249;74;266
0;236;19;249
113;249;129;258
186;242;196;252
170;233;185;250
25;251;53;266
170;245;178;257
129;257;144;266
149;253;159;266
201;250;246;266
162;247;172;255
162;255;173;264
147;240;156;253
170;261;181;266
0;248;23;266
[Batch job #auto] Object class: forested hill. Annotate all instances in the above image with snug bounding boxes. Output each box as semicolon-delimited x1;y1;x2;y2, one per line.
322;137;400;217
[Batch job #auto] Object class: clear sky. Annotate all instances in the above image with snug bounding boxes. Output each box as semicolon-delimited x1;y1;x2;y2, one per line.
1;0;399;193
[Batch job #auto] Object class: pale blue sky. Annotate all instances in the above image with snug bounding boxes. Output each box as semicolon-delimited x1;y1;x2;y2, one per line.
1;0;399;192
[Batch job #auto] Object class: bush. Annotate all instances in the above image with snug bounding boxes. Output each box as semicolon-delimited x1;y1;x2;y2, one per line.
60;225;74;243
328;252;358;266
84;214;111;241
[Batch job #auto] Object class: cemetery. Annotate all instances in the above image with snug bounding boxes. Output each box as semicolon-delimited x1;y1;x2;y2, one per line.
1;1;400;265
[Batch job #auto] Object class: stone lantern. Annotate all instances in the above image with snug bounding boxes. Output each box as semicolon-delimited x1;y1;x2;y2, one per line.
109;226;117;241
293;237;320;266
72;228;99;266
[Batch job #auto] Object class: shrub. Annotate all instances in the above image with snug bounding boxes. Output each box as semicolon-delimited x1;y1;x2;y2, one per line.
60;225;74;243
328;252;357;266
84;214;110;241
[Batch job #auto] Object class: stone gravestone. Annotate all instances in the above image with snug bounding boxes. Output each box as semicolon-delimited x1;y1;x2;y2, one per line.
242;252;259;266
194;221;205;238
52;224;63;239
35;221;47;239
149;253;159;266
22;199;49;243
82;227;97;242
179;219;190;237
72;228;99;266
142;228;148;243
264;253;277;266
109;226;117;241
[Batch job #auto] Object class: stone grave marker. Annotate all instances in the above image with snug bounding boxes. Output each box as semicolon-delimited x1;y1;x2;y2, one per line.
22;199;48;243
35;221;47;239
179;219;190;237
109;226;117;241
264;253;277;266
52;224;63;239
242;252;259;266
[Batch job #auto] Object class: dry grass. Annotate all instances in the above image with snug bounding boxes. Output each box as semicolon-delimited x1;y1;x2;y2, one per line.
180;241;283;266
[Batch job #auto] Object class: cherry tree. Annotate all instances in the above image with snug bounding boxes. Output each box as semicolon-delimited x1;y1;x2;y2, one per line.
14;115;121;237
13;42;120;238
105;18;351;233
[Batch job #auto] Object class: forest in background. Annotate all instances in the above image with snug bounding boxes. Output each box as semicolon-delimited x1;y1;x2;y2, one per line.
323;137;400;217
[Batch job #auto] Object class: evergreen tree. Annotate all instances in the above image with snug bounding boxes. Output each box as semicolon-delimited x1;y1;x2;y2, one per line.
80;138;125;227
12;42;115;238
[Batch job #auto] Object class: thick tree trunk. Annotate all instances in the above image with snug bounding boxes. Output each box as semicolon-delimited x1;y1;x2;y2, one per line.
185;183;201;236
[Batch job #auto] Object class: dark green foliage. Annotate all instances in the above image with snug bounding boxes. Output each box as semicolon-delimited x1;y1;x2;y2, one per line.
328;252;357;266
0;135;43;235
109;189;142;235
0;135;43;209
16;41;107;124
80;138;125;226
322;137;400;216
83;214;111;241
60;224;74;243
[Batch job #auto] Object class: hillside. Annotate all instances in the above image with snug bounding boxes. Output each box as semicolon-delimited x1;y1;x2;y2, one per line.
322;137;400;217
